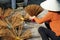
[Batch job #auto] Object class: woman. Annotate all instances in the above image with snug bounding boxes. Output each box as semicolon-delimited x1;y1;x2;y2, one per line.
29;0;60;40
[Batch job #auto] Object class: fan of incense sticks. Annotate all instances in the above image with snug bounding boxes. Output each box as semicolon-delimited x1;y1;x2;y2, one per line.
24;4;43;20
24;4;43;16
0;7;32;40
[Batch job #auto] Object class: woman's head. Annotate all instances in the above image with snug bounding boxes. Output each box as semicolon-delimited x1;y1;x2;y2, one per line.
40;0;60;11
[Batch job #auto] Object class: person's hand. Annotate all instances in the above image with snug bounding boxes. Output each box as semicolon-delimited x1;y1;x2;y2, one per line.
29;16;35;22
29;16;35;20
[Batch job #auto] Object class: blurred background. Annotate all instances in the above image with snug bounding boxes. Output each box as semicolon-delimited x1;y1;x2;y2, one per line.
0;0;45;9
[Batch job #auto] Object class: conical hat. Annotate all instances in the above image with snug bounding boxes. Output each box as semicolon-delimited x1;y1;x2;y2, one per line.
40;0;60;11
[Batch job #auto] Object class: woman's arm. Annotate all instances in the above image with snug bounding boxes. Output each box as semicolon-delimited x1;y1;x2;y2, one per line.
34;12;52;24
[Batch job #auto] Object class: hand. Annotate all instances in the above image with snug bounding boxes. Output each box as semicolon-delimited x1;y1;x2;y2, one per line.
29;16;35;20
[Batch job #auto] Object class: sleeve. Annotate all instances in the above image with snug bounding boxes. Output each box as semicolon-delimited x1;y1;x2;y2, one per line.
34;13;52;24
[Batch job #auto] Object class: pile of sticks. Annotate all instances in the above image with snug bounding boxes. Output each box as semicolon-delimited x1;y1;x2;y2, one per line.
0;7;32;40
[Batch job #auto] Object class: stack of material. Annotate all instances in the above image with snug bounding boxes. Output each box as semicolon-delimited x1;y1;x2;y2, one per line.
24;4;43;16
0;7;32;40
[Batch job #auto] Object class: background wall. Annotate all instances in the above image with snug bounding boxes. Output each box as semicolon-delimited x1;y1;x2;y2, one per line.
0;0;45;9
27;0;45;5
0;0;10;3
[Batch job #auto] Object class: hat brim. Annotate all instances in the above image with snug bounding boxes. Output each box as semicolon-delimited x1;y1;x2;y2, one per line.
40;1;60;11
